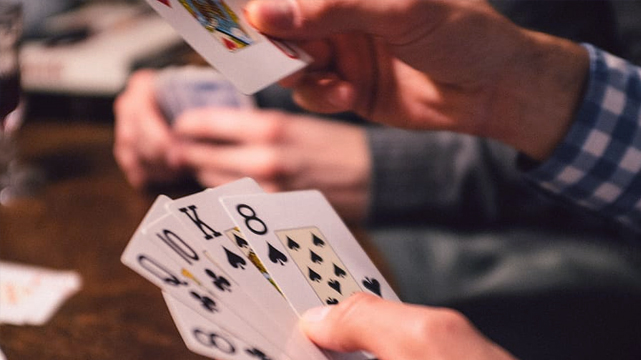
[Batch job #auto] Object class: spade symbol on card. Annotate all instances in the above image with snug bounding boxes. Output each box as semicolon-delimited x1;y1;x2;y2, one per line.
328;279;342;294
268;243;288;265
326;297;339;305
312;234;325;247
308;268;322;283
310;250;323;264
334;264;347;278
234;233;249;249
224;247;247;270
246;347;272;360
287;237;300;251
362;277;382;296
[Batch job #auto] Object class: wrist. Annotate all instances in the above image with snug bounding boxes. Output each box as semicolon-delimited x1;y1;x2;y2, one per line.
491;30;590;161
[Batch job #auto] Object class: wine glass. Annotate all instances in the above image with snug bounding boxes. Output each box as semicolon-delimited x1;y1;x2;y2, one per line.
0;1;39;205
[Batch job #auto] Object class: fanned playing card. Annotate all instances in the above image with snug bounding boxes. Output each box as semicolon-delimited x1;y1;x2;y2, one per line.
145;0;311;94
220;190;399;313
121;178;399;360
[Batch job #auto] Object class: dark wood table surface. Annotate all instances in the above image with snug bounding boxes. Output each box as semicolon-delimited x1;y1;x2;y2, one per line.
0;119;210;359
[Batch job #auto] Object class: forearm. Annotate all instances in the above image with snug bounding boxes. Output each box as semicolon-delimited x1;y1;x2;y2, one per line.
489;30;590;161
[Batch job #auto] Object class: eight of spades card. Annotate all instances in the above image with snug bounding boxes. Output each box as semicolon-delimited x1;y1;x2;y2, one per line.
220;190;400;313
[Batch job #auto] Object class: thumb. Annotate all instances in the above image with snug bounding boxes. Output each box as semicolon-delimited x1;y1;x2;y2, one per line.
300;293;425;360
244;0;427;41
300;293;515;360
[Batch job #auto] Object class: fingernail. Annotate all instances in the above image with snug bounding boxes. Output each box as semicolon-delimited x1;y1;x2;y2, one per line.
246;0;296;30
302;306;331;322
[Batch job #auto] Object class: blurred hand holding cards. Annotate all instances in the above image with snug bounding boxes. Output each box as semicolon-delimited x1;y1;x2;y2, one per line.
146;0;311;94
154;66;255;124
121;178;399;360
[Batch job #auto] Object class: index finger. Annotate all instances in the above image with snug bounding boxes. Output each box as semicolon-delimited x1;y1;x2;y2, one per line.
173;108;286;144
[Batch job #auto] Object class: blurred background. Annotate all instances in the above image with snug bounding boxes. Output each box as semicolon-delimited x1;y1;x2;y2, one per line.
19;0;198;121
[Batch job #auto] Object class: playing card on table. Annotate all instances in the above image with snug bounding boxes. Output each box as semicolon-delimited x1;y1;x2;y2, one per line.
145;0;311;94
0;261;82;326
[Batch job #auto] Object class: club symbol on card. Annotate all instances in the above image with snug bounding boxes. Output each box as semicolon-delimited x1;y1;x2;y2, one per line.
234;232;249;249
334;264;347;278
224;247;247;270
287;237;300;251
245;347;272;360
190;291;218;312
312;234;325;247
310;250;323;264
326;298;339;305
267;242;288;265
328;279;342;294
206;269;232;292
362;277;381;296
308;268;322;282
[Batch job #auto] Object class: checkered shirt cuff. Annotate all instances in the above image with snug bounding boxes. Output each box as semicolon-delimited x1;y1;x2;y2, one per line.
525;44;641;231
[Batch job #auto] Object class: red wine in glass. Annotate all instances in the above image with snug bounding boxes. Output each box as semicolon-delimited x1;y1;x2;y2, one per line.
0;71;20;121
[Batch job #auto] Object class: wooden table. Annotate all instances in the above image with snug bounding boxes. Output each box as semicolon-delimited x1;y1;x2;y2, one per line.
0;119;209;359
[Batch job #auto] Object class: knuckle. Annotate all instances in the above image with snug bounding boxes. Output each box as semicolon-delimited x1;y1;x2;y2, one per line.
328;293;380;351
257;111;286;143
333;292;379;326
250;149;283;180
413;307;471;340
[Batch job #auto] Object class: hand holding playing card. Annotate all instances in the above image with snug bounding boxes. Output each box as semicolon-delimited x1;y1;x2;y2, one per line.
114;69;198;189
244;0;573;162
145;0;311;94
121;177;398;360
299;292;518;360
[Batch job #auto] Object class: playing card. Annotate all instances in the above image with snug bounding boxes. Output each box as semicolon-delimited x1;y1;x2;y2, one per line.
0;261;82;325
144;215;328;360
163;291;292;360
220;190;400;315
154;66;255;124
145;0;311;94
122;191;329;360
166;179;296;299
122;220;293;359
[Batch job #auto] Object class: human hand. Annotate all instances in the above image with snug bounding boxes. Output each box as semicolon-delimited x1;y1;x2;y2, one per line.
113;70;186;188
170;108;371;223
301;293;517;360
246;0;589;160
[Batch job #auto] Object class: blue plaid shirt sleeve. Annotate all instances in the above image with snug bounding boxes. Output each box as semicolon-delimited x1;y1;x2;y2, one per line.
525;44;641;232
